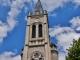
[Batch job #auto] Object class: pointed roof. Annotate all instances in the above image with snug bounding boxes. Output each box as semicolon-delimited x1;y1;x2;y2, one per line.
32;0;43;15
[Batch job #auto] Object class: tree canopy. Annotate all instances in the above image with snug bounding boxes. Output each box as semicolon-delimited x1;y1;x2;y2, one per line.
66;38;80;60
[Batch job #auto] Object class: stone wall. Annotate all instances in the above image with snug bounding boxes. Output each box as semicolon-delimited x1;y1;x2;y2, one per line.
28;45;45;58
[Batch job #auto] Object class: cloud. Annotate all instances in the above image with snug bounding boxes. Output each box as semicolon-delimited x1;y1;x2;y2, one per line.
49;26;80;51
24;7;28;13
69;16;80;31
49;16;80;60
0;0;77;14
70;16;80;28
0;21;8;43
0;51;21;60
73;0;80;7
76;27;80;31
25;16;27;21
49;13;57;17
32;0;70;12
31;0;80;17
0;0;29;43
0;0;11;6
49;26;74;37
59;52;66;60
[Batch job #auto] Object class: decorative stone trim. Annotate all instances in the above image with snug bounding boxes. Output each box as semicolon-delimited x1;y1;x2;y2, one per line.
27;25;30;26
44;23;46;24
51;50;58;54
28;51;45;60
45;42;48;44
25;44;28;46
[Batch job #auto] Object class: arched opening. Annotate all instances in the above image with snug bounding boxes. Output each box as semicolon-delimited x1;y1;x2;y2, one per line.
32;25;36;38
30;52;44;60
38;24;42;37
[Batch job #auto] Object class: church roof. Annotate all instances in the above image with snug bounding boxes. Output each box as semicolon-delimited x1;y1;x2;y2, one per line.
32;0;43;15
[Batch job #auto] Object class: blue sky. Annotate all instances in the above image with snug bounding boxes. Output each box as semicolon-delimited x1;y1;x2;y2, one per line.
0;0;80;60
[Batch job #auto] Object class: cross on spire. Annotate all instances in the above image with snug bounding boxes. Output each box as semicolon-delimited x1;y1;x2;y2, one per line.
32;0;43;15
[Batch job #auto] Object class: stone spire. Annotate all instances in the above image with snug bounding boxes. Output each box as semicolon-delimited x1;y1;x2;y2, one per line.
32;0;43;15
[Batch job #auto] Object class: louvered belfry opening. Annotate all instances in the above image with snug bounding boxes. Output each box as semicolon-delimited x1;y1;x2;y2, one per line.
38;24;42;37
32;25;36;38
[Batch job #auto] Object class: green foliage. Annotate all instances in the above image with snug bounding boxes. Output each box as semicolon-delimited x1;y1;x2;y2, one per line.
66;38;80;60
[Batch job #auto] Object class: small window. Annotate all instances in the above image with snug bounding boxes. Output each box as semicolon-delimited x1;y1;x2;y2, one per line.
38;24;42;37
32;25;36;38
34;53;39;58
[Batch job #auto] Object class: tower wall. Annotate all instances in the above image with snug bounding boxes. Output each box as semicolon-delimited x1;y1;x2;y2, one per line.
21;0;58;60
51;50;58;60
27;46;46;60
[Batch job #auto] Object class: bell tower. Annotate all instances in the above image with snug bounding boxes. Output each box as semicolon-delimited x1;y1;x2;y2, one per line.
21;0;58;60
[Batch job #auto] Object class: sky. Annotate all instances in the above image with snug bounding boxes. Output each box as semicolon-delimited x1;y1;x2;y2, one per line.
0;0;80;60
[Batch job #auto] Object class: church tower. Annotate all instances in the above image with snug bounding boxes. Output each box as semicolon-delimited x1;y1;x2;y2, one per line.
21;0;58;60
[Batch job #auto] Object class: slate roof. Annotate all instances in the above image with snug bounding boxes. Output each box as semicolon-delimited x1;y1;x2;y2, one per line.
32;0;43;15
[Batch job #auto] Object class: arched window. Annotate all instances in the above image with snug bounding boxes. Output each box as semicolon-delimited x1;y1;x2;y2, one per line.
32;25;36;38
38;24;42;37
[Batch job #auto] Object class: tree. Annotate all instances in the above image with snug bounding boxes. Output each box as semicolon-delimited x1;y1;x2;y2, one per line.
66;37;80;60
